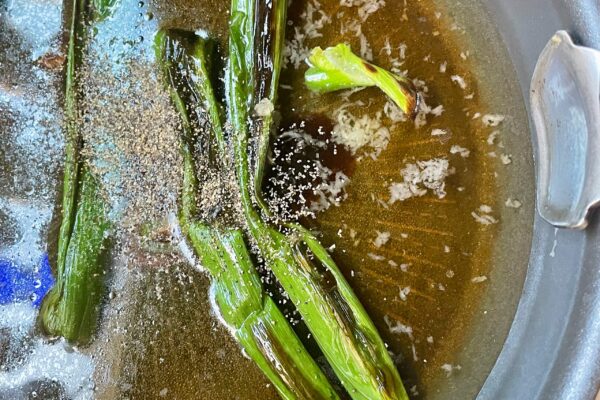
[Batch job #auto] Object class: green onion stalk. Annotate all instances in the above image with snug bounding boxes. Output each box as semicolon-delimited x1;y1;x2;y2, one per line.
226;0;411;399
304;43;419;117
38;0;115;345
154;30;339;400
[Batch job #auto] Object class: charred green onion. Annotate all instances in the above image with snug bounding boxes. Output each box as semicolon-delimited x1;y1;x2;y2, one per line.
155;30;339;400
227;1;410;399
42;0;412;395
38;0;114;345
305;43;419;116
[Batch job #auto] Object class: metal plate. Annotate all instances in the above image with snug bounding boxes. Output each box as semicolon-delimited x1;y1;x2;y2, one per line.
479;1;600;399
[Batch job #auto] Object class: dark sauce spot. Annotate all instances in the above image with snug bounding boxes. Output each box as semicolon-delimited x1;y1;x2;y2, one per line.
286;0;307;25
279;114;355;179
263;114;356;221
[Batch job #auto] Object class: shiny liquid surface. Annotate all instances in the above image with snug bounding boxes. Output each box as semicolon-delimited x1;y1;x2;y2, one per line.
0;0;533;398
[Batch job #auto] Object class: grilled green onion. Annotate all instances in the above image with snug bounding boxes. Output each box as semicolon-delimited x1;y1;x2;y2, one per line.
39;0;115;346
226;1;409;398
305;43;419;116
155;29;339;400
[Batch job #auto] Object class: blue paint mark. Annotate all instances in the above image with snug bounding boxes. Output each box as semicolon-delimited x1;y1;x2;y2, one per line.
0;254;55;307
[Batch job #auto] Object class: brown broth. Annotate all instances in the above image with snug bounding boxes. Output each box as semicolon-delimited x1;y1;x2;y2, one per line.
92;0;505;398
275;0;499;394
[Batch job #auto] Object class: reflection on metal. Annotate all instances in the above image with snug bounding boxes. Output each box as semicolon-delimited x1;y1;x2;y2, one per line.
531;30;600;229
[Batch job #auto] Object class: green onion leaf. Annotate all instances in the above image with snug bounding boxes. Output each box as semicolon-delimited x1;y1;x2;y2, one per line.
305;43;419;116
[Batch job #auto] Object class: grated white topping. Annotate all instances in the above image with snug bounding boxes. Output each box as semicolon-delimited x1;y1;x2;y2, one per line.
340;0;386;22
413;96;444;128
500;154;512;165
310;168;350;213
266;129;350;218
505;198;522;208
383;100;408;123
471;205;498;225
450;144;470;158
254;98;274;117
389;158;450;203
399;286;411;301
341;18;374;60
332;108;390;158
439;61;447;73
368;252;385;261
482;114;505;127
385;315;418;361
441;363;462;377
487;130;500;145
450;74;467;89
284;0;331;69
373;230;391;247
384;315;413;339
